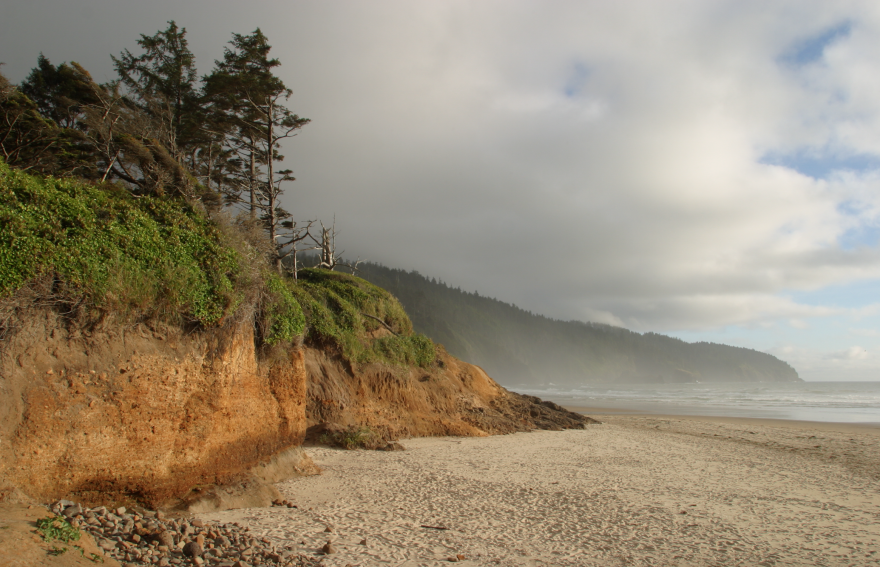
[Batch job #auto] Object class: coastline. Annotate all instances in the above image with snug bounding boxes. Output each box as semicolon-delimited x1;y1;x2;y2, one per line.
564;406;880;433
200;414;880;566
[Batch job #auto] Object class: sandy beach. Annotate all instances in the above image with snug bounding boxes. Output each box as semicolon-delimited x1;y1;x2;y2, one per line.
201;415;880;566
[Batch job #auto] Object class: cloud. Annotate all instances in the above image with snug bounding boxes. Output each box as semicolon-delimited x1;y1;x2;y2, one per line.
825;346;869;361
4;1;880;378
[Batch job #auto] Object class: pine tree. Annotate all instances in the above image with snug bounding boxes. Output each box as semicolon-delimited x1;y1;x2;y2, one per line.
112;21;201;162
204;29;311;273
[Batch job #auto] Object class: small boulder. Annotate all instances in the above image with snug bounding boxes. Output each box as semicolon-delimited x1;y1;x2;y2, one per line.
183;541;204;557
62;504;83;518
157;530;175;548
322;542;337;554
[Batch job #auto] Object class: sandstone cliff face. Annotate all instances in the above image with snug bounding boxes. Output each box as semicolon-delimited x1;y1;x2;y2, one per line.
305;347;593;441
0;308;308;507
0;307;592;509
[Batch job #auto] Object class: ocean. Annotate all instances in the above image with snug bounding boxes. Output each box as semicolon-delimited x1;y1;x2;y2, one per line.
512;381;880;424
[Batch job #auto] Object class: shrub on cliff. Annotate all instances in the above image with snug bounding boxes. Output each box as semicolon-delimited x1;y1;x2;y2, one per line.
292;268;437;368
0;157;434;365
0;157;241;325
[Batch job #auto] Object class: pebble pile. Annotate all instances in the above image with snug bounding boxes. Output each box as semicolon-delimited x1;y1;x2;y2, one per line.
49;500;323;567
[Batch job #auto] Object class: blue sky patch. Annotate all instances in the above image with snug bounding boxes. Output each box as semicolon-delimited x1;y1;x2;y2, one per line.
780;22;852;67
787;279;880;309
761;150;880;179
839;224;880;250
563;62;591;98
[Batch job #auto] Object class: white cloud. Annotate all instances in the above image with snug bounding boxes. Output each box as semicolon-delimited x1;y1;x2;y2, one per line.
4;0;880;378
826;346;869;361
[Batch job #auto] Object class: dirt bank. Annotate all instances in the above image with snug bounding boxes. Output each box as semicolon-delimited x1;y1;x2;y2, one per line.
0;307;308;508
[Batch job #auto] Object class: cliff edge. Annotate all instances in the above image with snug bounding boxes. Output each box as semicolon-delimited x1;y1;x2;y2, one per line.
0;161;593;510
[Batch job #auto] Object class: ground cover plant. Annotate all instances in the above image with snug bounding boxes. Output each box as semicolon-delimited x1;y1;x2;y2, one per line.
0;158;241;325
292;268;436;368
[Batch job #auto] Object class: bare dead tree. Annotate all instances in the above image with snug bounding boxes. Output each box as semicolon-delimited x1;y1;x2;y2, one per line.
312;218;361;273
277;218;317;281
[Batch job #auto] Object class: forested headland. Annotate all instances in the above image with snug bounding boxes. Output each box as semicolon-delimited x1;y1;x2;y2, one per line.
354;262;802;385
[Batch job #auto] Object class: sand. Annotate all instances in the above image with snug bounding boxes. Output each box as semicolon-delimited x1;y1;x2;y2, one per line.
200;415;880;566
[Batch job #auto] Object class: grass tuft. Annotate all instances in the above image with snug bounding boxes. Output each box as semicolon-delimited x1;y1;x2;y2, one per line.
35;516;81;543
319;426;377;449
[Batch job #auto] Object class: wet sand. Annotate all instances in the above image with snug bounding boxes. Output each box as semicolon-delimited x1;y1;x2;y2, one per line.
201;415;880;566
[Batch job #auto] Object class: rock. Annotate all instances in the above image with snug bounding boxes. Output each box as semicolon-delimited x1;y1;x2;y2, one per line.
193;557;204;566
191;519;205;528
322;542;336;554
324;526;333;532
157;559;171;567
98;538;117;551
62;504;83;518
232;561;251;567
155;510;165;520
457;554;466;560
183;541;204;557
359;538;368;545
116;506;127;515
379;442;405;451
157;530;175;548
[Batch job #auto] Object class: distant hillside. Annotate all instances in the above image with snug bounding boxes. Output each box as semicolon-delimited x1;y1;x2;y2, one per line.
355;262;801;385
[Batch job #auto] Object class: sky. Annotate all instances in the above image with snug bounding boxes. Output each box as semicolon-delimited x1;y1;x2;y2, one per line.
3;0;880;381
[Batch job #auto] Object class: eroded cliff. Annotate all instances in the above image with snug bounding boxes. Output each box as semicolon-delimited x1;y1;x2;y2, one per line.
0;307;309;508
0;162;594;511
305;345;593;441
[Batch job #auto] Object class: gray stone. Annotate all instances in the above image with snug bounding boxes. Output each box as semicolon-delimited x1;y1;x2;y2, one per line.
215;536;231;547
157;531;175;548
183;541;204;557
62;504;83;518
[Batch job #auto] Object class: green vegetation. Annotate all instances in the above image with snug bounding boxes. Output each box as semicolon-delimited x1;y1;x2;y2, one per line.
261;272;306;345
0;159;241;325
319;426;378;450
0;26;438;370
2;22;313;272
36;516;81;544
292;268;436;368
0;159;435;367
356;262;802;385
